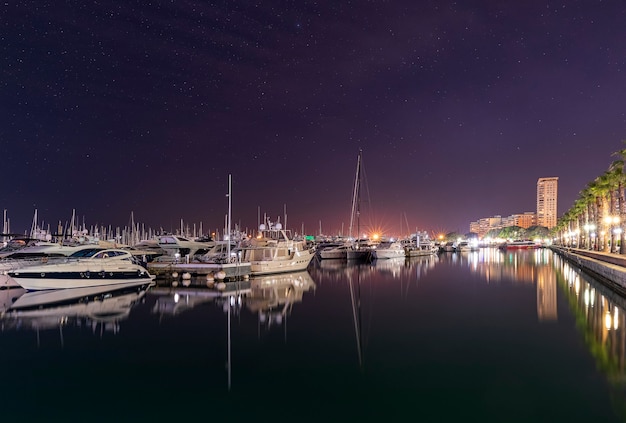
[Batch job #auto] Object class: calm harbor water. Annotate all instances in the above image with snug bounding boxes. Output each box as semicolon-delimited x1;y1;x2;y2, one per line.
1;248;625;422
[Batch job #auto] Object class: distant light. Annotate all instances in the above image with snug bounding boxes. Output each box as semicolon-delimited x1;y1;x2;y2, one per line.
605;311;612;330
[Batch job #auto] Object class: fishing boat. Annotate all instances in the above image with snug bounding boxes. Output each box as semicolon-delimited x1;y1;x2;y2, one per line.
8;248;154;290
241;220;315;275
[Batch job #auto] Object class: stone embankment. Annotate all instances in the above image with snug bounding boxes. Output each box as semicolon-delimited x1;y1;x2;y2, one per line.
551;246;626;296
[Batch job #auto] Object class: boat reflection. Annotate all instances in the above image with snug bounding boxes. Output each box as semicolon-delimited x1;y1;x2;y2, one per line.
1;283;152;337
150;280;251;318
0;287;26;314
149;271;315;391
246;271;316;330
372;255;439;280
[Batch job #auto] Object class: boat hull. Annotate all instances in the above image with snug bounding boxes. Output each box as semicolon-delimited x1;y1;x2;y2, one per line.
346;249;371;261
249;252;315;275
372;250;406;259
9;273;154;291
319;249;347;260
1;274;20;288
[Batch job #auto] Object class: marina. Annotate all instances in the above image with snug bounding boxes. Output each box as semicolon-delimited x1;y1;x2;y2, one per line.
0;248;625;422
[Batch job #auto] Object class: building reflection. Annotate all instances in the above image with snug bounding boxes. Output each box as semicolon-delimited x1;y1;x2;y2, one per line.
440;248;559;321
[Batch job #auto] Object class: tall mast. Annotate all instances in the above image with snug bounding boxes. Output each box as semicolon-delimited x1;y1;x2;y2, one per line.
349;149;362;239
227;174;232;260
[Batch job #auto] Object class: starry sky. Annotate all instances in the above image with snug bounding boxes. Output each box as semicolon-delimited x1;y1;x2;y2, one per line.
3;1;626;238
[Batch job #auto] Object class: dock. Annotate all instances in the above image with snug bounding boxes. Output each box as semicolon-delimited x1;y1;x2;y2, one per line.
147;260;251;280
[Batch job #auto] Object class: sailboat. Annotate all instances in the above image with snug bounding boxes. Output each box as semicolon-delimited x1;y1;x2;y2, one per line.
347;150;371;261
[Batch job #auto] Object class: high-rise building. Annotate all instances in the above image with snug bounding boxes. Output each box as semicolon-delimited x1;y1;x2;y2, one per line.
537;177;558;229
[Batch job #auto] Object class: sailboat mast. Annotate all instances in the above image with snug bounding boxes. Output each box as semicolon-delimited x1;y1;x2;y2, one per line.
349;149;362;239
227;174;232;260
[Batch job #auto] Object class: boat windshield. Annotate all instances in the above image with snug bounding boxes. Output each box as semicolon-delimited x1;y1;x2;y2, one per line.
69;248;105;258
92;250;128;259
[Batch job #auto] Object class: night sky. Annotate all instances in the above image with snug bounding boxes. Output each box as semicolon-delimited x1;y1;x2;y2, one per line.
3;1;626;238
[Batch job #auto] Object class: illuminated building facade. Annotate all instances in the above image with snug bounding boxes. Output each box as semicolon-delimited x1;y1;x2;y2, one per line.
470;213;536;239
537;177;558;229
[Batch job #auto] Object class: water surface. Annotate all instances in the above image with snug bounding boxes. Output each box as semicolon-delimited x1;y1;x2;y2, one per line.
0;248;624;422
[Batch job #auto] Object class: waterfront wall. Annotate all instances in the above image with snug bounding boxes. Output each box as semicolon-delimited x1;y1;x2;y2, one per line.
551;246;626;297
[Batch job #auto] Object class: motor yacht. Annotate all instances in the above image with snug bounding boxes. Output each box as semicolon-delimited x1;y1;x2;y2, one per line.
149;235;215;263
242;221;315;275
8;248;154;290
371;241;406;259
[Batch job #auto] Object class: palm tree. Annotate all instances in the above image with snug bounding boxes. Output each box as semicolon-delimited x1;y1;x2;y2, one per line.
610;144;626;253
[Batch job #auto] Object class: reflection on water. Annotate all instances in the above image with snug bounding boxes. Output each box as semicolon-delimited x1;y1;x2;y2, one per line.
150;271;316;390
440;247;626;419
247;271;316;330
441;248;559;321
0;283;151;343
3;249;626;421
552;254;626;419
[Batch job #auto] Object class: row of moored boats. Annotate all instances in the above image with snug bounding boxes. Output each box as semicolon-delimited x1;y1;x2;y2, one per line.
0;218;317;291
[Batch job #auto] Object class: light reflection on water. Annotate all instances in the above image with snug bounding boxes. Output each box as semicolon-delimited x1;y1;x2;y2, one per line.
0;249;625;422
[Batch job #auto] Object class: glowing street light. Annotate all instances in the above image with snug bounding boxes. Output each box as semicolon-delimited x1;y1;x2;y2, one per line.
604;215;621;253
583;224;596;249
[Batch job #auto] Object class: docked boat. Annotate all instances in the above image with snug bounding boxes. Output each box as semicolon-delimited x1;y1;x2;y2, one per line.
456;241;478;253
7;248;155;290
404;238;438;257
0;242;118;288
498;240;539;250
371;241;406;259
442;241;456;252
319;243;350;260
242;221;315;275
346;242;374;261
149;234;214;263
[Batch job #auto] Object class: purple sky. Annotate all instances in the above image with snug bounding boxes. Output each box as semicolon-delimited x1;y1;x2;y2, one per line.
3;1;626;238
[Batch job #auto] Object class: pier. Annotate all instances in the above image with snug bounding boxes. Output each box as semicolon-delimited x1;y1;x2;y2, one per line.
147;260;251;281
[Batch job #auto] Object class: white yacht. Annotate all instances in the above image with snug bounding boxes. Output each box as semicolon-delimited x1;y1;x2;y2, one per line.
0;242;114;288
150;235;214;263
371;241;406;259
242;221;315;275
8;248;154;290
